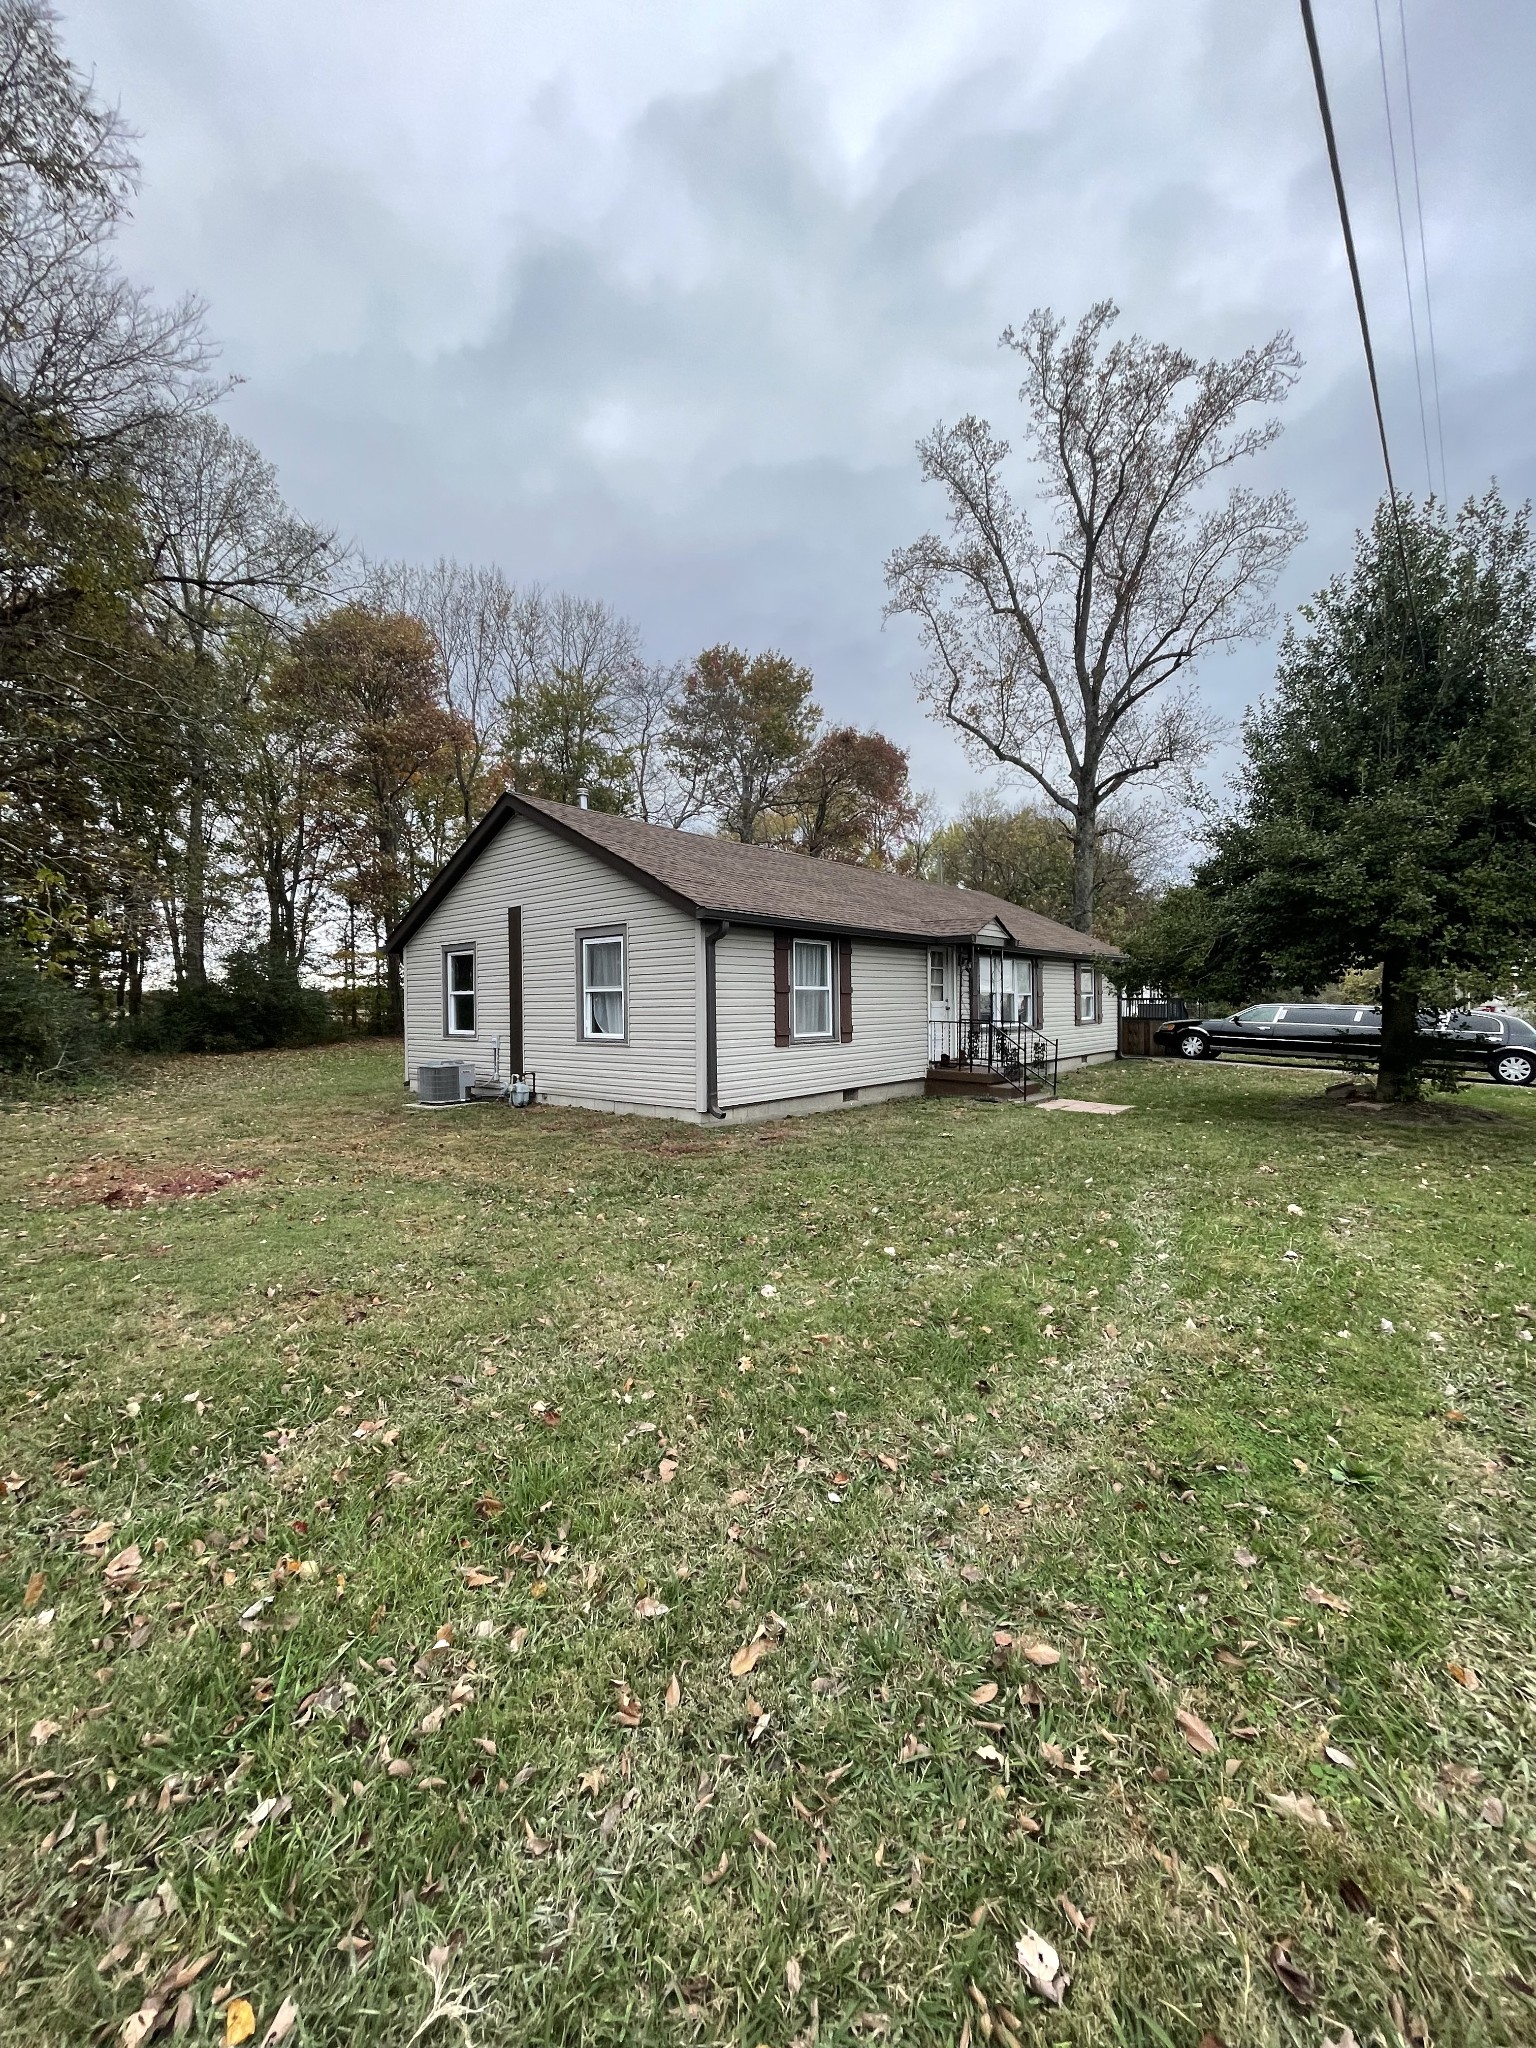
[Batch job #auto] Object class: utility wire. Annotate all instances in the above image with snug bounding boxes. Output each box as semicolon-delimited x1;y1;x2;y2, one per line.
1396;0;1449;503
1373;0;1434;495
1297;0;1424;661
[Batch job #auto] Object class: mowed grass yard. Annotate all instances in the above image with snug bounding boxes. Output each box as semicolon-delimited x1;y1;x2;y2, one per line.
2;1047;1534;2048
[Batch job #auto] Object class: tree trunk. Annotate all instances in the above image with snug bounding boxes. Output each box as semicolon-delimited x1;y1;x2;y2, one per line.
1069;806;1098;933
183;772;209;988
1376;952;1421;1102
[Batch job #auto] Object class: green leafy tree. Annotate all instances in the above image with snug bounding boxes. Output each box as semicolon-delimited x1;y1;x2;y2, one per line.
664;644;819;842
926;797;1164;942
503;667;633;811
281;605;457;1032
1125;492;1536;1098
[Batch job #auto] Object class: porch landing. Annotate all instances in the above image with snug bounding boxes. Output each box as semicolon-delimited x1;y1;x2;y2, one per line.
924;1063;1049;1102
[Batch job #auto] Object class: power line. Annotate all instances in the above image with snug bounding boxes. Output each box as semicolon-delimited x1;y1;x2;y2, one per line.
1297;0;1423;657
1373;0;1433;495
1396;0;1449;503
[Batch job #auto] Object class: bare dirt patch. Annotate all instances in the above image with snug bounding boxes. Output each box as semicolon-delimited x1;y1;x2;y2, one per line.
44;1160;263;1208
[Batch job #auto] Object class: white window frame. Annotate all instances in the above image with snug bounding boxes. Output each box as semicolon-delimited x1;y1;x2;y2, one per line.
444;946;477;1037
578;927;627;1042
791;937;833;1041
1076;963;1099;1025
929;949;947;1004
999;955;1031;1027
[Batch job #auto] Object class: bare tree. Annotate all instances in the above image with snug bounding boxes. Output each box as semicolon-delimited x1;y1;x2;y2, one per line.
617;658;704;827
499;584;641;782
136;413;336;983
368;557;515;830
885;303;1304;931
0;0;211;443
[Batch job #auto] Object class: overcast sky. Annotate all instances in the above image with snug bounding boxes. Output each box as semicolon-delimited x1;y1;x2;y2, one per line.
61;0;1536;815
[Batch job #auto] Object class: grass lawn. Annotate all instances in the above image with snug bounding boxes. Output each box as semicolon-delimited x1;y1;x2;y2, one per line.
3;1044;1534;2048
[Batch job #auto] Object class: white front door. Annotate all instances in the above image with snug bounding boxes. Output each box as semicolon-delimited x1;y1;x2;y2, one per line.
927;948;952;1024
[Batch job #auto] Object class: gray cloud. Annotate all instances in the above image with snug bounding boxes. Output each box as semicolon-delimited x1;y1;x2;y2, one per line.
62;0;1536;805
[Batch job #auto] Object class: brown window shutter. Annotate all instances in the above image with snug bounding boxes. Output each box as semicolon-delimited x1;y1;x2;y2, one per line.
1093;965;1103;1025
837;938;853;1041
773;930;791;1046
1030;958;1043;1030
507;908;523;1071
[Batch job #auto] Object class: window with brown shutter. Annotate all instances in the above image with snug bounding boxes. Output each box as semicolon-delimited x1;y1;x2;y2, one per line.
773;930;791;1046
837;939;853;1041
1029;958;1043;1030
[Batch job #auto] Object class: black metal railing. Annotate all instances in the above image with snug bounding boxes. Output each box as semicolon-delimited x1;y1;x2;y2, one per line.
928;1018;1058;1094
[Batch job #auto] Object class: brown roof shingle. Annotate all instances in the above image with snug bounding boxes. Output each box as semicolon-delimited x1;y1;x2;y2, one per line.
389;791;1121;958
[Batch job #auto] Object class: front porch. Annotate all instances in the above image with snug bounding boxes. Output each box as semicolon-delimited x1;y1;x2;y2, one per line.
925;1016;1059;1098
924;941;1059;1097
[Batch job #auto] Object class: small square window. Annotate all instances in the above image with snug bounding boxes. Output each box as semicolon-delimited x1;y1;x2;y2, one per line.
445;948;475;1035
582;932;625;1039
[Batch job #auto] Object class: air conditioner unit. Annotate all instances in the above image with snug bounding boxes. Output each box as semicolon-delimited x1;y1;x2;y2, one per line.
417;1059;475;1106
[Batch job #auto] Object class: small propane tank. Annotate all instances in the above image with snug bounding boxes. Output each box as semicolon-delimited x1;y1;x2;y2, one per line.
511;1077;531;1107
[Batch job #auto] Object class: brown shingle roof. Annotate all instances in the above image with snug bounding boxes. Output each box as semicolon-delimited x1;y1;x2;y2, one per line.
388;791;1121;958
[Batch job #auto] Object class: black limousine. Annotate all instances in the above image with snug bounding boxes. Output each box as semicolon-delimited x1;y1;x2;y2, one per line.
1154;1003;1536;1086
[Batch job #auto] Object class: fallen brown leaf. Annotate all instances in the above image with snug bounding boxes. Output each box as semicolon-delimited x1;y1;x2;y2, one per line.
970;1682;999;1706
260;1996;298;2045
1303;1584;1351;1614
1446;1659;1480;1690
1057;1893;1096;1942
22;1570;45;1610
1267;1943;1314;2009
634;1595;669;1620
1020;1642;1061;1667
1175;1708;1219;1758
1265;1790;1332;1830
658;1457;678;1483
104;1543;142;1590
730;1627;777;1678
29;1717;62;1748
665;1672;682;1711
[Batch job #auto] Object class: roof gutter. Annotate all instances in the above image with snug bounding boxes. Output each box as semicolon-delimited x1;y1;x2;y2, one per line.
703;919;730;1118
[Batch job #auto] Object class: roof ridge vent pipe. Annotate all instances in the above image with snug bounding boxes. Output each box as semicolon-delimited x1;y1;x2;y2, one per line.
576;787;589;808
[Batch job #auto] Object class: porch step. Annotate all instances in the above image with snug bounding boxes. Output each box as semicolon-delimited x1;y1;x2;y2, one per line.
925;1067;1049;1102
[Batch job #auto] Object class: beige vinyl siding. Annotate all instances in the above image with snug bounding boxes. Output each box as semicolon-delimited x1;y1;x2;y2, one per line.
403;816;699;1111
1038;954;1119;1063
715;928;928;1108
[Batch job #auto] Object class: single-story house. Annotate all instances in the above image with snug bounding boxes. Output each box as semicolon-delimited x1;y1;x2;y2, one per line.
387;791;1122;1123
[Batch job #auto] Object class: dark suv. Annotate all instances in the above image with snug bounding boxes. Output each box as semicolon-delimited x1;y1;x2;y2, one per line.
1154;1003;1536;1085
